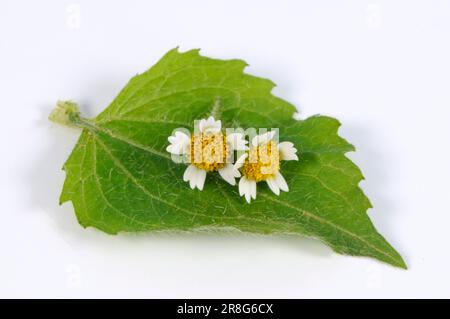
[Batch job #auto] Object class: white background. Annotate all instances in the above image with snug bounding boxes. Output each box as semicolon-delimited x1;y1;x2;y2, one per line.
1;0;449;298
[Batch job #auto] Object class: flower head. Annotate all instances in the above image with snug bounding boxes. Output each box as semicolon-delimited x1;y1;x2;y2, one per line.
235;131;298;203
166;116;248;190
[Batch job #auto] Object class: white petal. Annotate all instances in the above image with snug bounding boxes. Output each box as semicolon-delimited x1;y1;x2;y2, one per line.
234;153;248;170
218;164;238;186
198;119;207;132
266;176;280;195
250;179;257;199
239;177;254;203
183;165;206;190
199;116;221;133
251;131;276;146
191;167;203;190
238;177;246;196
166;143;188;155
278;141;298;161
206;116;216;126
189;170;199;189
167;131;190;155
166;145;175;154
232;166;241;178
168;136;177;144
195;169;207;190
275;171;289;192
226;133;248;151
183;165;195;182
183;165;196;189
168;131;188;144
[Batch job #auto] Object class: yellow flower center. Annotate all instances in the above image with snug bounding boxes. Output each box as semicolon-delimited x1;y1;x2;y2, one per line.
190;132;229;172
242;141;280;182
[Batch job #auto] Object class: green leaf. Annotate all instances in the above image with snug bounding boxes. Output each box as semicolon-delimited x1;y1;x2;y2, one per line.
51;48;406;269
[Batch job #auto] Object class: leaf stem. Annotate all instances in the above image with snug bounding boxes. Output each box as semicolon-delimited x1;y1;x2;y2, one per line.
49;100;94;130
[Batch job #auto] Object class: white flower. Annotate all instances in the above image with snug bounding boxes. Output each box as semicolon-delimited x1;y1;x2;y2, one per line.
166;116;248;190
235;131;298;203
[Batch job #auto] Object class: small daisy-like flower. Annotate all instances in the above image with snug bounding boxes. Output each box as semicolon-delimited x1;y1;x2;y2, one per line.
166;116;248;190
234;131;298;203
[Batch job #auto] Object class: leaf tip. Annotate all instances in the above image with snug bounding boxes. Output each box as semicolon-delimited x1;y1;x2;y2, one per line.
377;238;408;270
391;247;408;269
390;254;408;270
